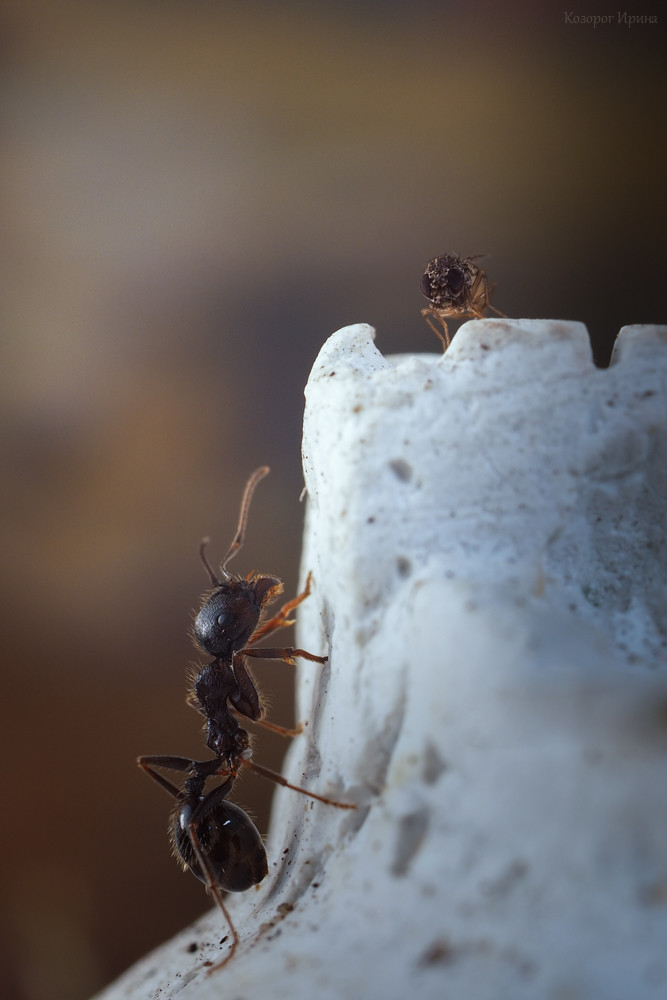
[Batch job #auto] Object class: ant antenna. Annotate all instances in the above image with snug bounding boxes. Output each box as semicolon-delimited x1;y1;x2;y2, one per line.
198;467;270;585
220;466;270;578
199;537;220;587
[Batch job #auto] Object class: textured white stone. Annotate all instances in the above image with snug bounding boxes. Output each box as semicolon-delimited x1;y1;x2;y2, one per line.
96;319;667;1000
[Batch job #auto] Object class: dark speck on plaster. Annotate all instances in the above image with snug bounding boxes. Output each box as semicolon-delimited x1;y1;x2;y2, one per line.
388;458;413;482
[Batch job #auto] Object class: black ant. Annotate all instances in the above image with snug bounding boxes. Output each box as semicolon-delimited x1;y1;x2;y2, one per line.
138;466;355;972
420;252;505;350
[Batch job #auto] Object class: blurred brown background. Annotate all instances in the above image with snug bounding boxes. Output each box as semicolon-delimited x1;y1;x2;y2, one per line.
1;2;664;998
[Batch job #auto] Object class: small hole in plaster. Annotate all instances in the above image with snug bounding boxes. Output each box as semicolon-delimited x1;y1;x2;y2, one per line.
480;860;529;898
417;939;455;967
388;458;413;482
422;741;447;784
396;556;412;578
391;808;430;876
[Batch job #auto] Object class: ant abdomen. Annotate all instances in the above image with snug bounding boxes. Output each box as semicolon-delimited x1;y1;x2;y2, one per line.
174;798;268;893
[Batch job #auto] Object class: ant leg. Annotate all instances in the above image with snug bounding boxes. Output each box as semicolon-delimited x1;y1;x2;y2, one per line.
239;646;327;666
138;755;227;794
249;571;315;643
229;652;305;737
185;817;240;974
138;755;200;798
254;718;303;738
231;709;303;739
138;754;198;772
240;757;356;809
230;647;322;724
421;306;450;351
204;899;238;975
139;758;240;969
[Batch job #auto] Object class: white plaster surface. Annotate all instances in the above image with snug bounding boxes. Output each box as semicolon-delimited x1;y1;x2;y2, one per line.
96;319;667;1000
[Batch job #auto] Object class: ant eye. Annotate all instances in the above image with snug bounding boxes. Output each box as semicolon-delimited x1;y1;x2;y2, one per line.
217;613;233;628
420;273;432;298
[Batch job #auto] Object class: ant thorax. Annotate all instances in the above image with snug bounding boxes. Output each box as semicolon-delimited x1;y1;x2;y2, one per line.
192;661;252;761
191;572;283;760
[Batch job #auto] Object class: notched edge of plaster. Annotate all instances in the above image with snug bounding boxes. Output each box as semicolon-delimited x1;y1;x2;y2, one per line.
610;324;667;365
307;323;388;381
443;317;593;366
308;320;667;384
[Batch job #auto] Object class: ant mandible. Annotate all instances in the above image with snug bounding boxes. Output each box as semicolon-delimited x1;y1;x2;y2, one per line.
420;252;505;350
138;466;355;973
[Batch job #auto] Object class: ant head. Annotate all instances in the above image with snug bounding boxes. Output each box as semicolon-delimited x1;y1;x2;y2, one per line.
193;575;282;659
194;467;280;659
